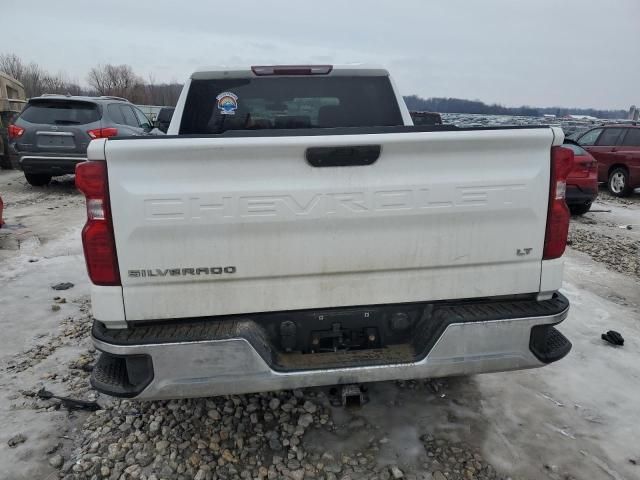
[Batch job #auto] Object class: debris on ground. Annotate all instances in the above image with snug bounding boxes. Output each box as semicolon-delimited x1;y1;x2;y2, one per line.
601;330;625;346
37;387;101;411
7;433;27;448
52;282;74;291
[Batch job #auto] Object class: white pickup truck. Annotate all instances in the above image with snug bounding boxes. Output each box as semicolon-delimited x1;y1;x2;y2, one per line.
77;65;573;400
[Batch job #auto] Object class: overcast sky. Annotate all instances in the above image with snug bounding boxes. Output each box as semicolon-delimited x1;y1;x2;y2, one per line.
5;0;639;109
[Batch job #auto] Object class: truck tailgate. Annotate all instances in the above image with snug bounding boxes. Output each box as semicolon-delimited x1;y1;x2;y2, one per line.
104;128;557;321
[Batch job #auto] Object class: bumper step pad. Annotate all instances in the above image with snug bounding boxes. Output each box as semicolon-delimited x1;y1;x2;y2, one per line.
529;325;572;363
91;353;153;398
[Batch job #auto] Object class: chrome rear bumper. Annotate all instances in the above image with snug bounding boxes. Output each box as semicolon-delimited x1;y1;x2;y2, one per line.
92;295;570;400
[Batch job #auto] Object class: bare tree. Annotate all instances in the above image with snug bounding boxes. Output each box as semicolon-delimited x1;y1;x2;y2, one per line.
0;53;45;97
87;64;144;101
143;73;157;105
20;63;45;97
1;52;88;98
86;66;108;95
41;73;83;96
0;53;26;80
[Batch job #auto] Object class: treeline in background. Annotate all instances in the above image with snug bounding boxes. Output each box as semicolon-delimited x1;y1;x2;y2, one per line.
0;53;181;106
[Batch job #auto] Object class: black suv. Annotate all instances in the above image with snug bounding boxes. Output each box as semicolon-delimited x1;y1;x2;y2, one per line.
155;107;175;133
9;95;156;186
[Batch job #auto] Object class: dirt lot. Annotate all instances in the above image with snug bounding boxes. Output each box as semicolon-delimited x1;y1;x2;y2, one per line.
1;169;639;480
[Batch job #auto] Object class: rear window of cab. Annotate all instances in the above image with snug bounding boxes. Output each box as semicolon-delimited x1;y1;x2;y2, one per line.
179;76;404;135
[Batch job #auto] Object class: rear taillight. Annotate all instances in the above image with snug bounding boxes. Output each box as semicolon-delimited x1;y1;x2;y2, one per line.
543;146;574;260
251;65;333;76
577;159;597;172
75;161;120;286
87;127;118;139
8;124;25;139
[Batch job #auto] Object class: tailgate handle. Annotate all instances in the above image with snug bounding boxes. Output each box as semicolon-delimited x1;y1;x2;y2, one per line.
306;145;381;167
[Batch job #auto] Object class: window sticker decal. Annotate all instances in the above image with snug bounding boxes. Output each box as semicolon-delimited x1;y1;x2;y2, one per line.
216;92;238;115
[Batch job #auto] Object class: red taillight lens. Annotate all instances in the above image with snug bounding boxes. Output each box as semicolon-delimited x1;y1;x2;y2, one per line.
8;124;25;139
543;146;574;260
251;65;333;76
580;159;597;172
87;127;118;139
76;161;120;285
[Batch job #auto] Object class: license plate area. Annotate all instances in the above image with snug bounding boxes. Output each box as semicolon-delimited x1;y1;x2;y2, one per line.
36;131;75;148
275;306;423;354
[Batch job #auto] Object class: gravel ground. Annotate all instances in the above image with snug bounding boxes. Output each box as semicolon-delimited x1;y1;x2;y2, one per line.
568;188;640;279
593;189;640;207
568;225;639;278
55;387;503;480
